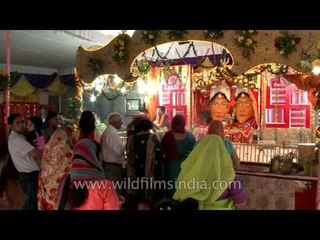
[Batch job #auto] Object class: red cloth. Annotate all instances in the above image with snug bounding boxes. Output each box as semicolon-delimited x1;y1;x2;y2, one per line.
162;115;187;161
295;182;316;210
162;131;178;161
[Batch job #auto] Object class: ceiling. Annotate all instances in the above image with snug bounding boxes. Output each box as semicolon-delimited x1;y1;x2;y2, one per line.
0;30;127;72
0;30;230;75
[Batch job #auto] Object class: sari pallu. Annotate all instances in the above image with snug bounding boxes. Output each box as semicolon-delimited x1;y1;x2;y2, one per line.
65;139;120;210
37;128;73;210
173;134;236;210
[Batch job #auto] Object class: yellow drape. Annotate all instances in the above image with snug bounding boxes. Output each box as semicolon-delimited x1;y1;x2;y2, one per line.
10;75;36;97
47;76;67;93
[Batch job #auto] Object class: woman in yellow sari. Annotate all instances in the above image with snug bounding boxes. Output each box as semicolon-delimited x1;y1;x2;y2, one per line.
173;134;246;210
37;128;73;210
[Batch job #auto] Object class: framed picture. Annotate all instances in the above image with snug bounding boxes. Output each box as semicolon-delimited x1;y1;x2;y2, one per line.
125;99;140;112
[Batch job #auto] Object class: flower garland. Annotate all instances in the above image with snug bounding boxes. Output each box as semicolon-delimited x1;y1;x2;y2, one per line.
274;31;301;57
234;30;258;59
0;69;9;90
233;64;289;88
68;97;82;119
193;63;289;89
298;40;320;73
112;33;130;66
204;30;224;40
167;30;188;41
141;30;161;45
87;56;104;77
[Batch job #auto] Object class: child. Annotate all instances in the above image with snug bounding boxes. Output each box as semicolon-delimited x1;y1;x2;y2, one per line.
26;116;45;150
137;197;153;210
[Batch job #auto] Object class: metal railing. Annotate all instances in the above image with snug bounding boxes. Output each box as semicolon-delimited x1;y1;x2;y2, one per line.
234;143;298;164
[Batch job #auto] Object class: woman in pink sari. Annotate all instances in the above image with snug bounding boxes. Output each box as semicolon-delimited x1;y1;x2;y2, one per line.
37;128;73;210
62;139;120;210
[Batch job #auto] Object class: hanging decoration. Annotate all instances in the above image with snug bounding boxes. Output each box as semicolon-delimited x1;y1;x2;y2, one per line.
274;31;301;57
298;41;320;73
204;30;224;40
70;68;83;120
141;30;161;45
46;75;67;93
193;67;231;89
234;30;258;59
167;30;188;41
112;32;130;66
10;75;36;97
68;97;82;119
132;59;151;76
232;63;289;88
10;90;38;102
83;74;136;101
87;56;104;78
0;102;38;126
193;63;289;89
133;41;233;78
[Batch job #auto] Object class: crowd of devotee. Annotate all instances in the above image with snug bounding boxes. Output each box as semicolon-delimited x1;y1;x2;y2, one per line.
0;99;247;210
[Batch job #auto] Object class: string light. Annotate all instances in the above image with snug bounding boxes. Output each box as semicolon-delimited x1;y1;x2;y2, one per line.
0;102;38;126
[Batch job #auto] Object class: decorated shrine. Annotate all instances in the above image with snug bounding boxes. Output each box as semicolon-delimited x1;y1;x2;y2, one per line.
75;30;320;209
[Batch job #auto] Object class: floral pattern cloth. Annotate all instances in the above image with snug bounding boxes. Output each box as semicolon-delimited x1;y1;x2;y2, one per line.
37;128;73;210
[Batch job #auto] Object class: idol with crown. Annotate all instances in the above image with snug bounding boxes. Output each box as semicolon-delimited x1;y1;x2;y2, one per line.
208;80;233;127
228;86;258;143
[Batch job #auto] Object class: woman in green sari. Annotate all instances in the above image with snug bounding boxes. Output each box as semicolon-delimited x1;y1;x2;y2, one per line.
173;134;246;210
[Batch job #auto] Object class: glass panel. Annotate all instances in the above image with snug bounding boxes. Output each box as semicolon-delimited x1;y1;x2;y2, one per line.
290;89;309;105
266;108;285;124
290;109;306;127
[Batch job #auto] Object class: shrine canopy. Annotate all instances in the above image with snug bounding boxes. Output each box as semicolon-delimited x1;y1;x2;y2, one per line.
132;41;233;67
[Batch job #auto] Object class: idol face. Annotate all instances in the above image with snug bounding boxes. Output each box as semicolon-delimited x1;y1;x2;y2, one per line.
210;94;230;121
235;94;254;123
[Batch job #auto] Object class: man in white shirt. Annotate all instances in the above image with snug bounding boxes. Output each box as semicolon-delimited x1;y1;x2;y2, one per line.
100;113;125;194
7;113;43;210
